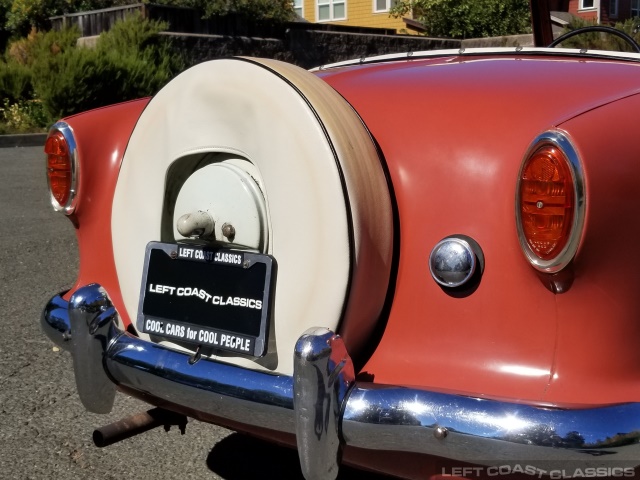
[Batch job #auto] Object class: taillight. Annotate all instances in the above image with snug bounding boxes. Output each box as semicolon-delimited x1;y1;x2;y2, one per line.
45;122;77;214
516;131;585;273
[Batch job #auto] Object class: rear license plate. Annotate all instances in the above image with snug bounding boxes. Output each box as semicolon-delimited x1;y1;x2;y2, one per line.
137;242;275;357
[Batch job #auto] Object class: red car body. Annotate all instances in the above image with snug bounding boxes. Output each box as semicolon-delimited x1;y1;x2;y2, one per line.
319;54;640;405
42;48;640;479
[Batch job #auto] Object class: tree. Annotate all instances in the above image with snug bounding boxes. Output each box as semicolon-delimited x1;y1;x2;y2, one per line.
5;0;65;37
150;0;296;22
390;0;531;39
0;0;11;49
4;0;130;39
2;0;295;43
195;0;296;22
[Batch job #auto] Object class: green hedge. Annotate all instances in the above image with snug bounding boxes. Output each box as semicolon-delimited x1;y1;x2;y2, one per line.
0;14;184;132
0;59;31;102
34;15;183;119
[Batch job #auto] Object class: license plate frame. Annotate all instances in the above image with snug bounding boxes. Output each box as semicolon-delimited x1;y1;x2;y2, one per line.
136;242;275;357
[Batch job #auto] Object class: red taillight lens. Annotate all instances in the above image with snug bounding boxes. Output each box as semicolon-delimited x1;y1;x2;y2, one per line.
519;145;574;260
45;130;73;209
517;131;585;274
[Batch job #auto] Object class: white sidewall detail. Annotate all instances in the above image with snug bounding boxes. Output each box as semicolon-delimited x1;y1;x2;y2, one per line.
112;58;393;375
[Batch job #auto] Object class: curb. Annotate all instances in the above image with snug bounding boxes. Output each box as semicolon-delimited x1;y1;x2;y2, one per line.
0;134;48;148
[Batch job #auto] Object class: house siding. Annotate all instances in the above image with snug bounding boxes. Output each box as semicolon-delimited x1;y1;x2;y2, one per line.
301;0;410;33
569;0;599;20
619;0;635;20
567;0;636;23
601;0;632;22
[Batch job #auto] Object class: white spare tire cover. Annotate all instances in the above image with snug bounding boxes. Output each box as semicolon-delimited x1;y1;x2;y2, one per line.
112;58;393;375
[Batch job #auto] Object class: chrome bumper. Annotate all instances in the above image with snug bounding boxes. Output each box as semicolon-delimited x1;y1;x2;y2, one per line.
43;284;640;479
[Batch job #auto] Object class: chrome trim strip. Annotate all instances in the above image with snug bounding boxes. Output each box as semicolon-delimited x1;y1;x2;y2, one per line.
515;130;586;273
47;121;79;215
294;328;355;480
311;47;640;72
343;385;640;468
43;288;640;473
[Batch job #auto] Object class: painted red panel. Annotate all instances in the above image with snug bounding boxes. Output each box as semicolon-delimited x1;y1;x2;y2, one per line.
545;93;640;404
61;98;150;328
319;55;640;405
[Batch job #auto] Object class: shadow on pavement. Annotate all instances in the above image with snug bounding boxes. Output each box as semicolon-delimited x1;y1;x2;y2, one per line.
207;433;393;479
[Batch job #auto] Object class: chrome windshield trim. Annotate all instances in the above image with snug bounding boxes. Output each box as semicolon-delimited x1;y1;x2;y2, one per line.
43;288;640;473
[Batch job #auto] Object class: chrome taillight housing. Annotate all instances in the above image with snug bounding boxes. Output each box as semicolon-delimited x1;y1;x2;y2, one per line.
516;131;585;273
45;122;78;214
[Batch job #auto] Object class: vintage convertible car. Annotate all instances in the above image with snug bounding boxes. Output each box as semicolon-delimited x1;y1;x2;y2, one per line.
41;11;640;480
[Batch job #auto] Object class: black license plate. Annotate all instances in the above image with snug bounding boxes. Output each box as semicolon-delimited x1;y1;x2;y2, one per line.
137;242;275;357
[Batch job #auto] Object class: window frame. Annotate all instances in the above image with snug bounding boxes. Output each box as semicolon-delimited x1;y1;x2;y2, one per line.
579;0;596;10
632;0;640;17
373;0;395;13
293;0;304;18
610;0;618;17
316;0;347;21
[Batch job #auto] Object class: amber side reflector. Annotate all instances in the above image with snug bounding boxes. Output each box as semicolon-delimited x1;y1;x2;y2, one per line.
45;130;72;208
519;145;575;260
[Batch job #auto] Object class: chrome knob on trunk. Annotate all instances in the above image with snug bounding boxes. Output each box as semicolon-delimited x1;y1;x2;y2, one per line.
429;236;481;288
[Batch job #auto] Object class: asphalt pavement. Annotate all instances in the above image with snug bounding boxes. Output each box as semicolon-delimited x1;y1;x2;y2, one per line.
0;133;47;148
0;146;390;480
0;146;231;479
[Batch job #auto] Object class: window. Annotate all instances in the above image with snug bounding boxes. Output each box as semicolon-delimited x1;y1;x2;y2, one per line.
579;0;595;9
293;0;303;18
374;0;397;13
633;0;640;17
610;0;618;17
317;0;346;21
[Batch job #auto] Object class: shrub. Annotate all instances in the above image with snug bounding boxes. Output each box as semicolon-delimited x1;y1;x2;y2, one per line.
32;45;113;119
0;98;47;132
603;18;640;52
30;15;184;119
14;25;80;65
0;15;184;129
0;60;33;103
557;17;640;52
97;12;171;53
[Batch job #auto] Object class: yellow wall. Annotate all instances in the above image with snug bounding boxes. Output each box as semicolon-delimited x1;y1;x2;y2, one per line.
300;0;413;34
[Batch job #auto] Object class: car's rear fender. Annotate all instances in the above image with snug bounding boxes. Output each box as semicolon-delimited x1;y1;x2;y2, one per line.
319;58;640;405
58;98;150;329
538;92;640;404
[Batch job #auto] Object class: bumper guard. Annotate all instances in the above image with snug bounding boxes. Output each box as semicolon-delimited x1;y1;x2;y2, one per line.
43;284;640;479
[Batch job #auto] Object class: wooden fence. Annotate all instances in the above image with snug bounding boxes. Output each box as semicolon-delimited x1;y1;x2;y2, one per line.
50;3;396;38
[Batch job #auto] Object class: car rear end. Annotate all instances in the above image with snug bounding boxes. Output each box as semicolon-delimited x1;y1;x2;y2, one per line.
43;50;640;479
